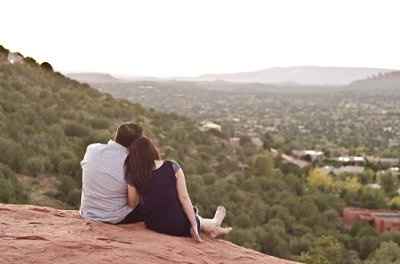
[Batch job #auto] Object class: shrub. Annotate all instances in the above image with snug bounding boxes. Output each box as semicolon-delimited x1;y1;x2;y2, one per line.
56;175;78;198
89;117;110;130
0;45;9;55
40;62;53;71
64;122;91;137
253;152;274;177
24;57;38;66
58;158;80;177
24;157;47;177
0;137;25;171
66;188;81;207
0;163;28;203
364;241;400;264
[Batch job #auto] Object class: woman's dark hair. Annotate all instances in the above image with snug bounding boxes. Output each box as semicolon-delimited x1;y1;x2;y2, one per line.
125;136;160;195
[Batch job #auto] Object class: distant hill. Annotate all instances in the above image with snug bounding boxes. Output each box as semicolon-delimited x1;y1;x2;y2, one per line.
350;70;400;91
195;66;394;86
66;72;120;83
365;71;400;81
0;46;243;211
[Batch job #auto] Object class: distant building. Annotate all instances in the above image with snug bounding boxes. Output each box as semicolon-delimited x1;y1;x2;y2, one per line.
199;121;222;133
336;156;366;166
389;139;400;148
251;137;264;148
377;167;400;177
281;153;311;169
366;183;382;189
391;167;400;173
229;137;240;147
343;207;400;233
367;157;400;167
321;165;364;175
7;52;24;64
270;148;279;158
292;150;324;162
265;126;278;132
138;85;154;89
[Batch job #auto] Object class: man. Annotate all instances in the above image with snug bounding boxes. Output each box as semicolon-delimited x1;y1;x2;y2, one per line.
80;123;144;224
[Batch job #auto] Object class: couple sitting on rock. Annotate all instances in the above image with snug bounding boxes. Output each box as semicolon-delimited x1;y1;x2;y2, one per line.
79;123;231;242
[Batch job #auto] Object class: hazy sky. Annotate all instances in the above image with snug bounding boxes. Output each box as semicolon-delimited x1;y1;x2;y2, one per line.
1;0;399;77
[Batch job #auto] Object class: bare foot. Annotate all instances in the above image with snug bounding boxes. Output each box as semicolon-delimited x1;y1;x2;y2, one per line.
210;227;233;238
213;206;226;227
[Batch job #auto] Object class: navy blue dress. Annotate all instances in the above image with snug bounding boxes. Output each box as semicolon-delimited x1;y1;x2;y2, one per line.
140;160;200;237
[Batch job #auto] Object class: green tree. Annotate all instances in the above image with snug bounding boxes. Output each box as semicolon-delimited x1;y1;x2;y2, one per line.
298;236;346;264
24;57;38;66
0;45;9;54
253;152;274;177
64;122;91;137
262;132;274;150
380;172;398;195
390;196;400;209
359;187;387;209
308;168;333;191
0;138;25;171
365;241;400;264
40;61;53;71
0;163;28;203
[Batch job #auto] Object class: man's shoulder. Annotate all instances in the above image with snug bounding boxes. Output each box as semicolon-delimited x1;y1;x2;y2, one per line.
84;143;108;156
85;142;127;160
86;142;107;151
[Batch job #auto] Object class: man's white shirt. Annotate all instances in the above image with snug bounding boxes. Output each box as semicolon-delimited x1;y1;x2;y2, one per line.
80;140;133;224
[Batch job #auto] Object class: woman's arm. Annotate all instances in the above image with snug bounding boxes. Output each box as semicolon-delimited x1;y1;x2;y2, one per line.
127;184;140;209
176;168;202;242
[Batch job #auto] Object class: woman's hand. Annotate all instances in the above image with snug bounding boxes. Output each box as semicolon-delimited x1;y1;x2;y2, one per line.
190;225;203;243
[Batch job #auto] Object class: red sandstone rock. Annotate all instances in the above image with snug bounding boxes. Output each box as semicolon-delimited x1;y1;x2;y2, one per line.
0;204;300;264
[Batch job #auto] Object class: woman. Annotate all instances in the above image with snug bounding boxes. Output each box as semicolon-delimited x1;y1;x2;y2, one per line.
125;136;231;242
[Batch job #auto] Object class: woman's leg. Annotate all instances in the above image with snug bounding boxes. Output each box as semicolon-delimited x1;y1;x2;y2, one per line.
197;206;232;237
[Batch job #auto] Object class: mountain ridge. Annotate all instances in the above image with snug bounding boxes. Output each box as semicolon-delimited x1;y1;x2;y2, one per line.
66;66;395;86
66;72;120;83
195;66;394;86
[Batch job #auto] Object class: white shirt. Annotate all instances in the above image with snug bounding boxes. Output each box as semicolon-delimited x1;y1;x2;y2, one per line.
79;140;133;224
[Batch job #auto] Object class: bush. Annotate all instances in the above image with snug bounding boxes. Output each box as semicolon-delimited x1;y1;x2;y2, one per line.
359;187;387;209
89;117;110;130
253;152;274;177
24;57;38;66
64;122;91;137
56;175;78;198
0;137;25;171
0;45;9;55
24;156;49;177
364;241;400;264
66;188;81;207
58;158;80;177
40;62;53;71
298;235;346;264
0;163;28;203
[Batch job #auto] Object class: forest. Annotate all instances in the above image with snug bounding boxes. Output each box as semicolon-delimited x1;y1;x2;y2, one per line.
1;45;400;263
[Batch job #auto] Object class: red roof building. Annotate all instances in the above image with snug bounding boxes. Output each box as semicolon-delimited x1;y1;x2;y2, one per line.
343;207;400;233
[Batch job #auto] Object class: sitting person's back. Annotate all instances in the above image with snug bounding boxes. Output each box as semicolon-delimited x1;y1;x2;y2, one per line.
141;160;194;236
124;136;232;242
80;123;144;224
80;140;132;223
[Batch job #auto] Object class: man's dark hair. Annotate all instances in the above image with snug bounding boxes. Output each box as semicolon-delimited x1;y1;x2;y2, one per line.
114;123;143;148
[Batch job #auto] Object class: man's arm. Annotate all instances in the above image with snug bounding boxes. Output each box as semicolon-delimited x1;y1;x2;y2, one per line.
127;184;140;208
